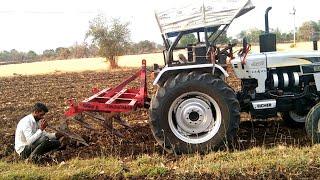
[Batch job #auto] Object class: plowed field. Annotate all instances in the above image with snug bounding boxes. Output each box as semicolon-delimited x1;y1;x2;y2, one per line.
0;65;311;163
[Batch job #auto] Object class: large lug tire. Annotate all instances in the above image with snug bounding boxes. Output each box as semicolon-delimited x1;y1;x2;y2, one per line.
305;102;320;143
149;72;240;154
281;111;306;127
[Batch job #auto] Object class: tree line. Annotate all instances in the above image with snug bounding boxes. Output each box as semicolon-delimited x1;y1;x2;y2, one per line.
0;40;163;65
238;20;320;44
1;15;319;67
172;20;320;47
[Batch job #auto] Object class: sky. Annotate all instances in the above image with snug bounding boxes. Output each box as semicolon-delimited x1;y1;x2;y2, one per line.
0;0;319;53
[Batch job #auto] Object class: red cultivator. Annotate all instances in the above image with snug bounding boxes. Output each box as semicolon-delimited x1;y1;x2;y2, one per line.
52;60;150;145
65;59;149;116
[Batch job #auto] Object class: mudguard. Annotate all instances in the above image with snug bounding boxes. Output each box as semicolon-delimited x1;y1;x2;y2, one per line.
153;64;229;85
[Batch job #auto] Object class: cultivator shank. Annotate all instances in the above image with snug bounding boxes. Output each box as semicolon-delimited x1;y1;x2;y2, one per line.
59;60;149;144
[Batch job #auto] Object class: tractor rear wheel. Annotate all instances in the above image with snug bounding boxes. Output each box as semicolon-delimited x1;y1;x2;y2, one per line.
305;102;320;143
149;72;240;154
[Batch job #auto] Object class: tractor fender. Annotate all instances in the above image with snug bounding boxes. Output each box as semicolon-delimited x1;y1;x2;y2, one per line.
153;64;229;85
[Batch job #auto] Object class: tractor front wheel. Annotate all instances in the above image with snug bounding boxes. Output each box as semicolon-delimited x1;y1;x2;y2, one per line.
305;102;320;143
281;111;306;127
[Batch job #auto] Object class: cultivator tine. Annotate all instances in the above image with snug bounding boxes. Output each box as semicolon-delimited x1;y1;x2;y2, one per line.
113;114;131;128
72;114;95;130
47;124;89;146
83;112;127;138
83;112;106;122
103;112;131;128
101;120;125;138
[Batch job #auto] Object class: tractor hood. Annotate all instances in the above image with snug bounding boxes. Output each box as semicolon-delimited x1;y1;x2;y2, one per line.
231;51;320;76
232;51;320;69
155;0;255;37
231;51;320;93
263;51;320;68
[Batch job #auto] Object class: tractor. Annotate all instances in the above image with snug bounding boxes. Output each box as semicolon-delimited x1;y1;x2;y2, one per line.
62;0;320;154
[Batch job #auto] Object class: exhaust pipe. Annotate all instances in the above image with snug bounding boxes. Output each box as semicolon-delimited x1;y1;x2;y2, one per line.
265;7;272;33
312;32;319;50
259;7;276;52
314;41;318;51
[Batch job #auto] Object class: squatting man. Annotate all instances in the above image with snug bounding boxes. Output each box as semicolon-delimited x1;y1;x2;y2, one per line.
15;103;65;161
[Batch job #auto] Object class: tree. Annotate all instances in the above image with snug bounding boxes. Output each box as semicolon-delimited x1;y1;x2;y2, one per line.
156;43;165;51
270;28;293;43
26;51;38;61
86;15;130;69
42;49;56;60
88;44;99;57
214;31;231;44
0;51;11;61
70;43;89;59
238;28;294;44
136;40;157;54
178;33;197;47
297;21;319;41
127;41;163;55
55;47;71;60
238;28;263;44
10;49;25;62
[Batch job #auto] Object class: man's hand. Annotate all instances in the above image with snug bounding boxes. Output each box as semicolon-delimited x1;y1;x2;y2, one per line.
39;119;47;131
55;132;64;139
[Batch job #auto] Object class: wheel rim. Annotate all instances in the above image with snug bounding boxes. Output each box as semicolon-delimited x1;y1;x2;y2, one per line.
289;111;306;123
168;91;222;144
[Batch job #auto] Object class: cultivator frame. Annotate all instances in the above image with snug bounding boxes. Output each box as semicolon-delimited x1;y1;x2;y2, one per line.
65;59;149;116
57;60;150;144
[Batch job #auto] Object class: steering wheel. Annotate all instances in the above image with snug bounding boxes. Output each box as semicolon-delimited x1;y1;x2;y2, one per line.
220;42;237;59
242;38;248;51
238;37;249;56
238;37;251;64
208;42;237;64
207;46;215;64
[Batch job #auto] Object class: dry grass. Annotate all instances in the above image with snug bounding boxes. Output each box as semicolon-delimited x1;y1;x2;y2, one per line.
0;157;122;179
117;52;165;67
2;145;320;179
250;41;314;53
0;58;108;77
